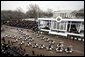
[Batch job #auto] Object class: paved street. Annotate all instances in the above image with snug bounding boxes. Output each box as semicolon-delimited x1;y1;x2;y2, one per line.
1;25;84;56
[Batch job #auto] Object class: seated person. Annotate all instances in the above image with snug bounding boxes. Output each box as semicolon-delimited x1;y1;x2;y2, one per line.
56;47;63;52
65;46;73;53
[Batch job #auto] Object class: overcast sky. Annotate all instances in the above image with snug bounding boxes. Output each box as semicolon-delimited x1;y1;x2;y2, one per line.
1;1;84;13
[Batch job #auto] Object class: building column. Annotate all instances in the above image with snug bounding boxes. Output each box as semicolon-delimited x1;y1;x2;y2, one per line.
79;22;82;33
65;22;68;32
69;22;72;32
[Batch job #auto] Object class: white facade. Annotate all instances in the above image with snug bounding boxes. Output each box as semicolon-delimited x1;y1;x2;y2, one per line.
53;10;73;19
38;17;84;37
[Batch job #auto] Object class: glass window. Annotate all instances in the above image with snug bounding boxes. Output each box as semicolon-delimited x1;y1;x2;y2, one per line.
51;21;67;31
57;21;66;30
40;21;44;26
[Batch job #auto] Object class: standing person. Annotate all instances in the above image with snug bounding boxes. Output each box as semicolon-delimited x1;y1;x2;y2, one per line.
32;50;35;55
23;49;25;52
2;37;5;43
11;41;13;45
8;40;10;44
10;41;12;45
22;49;26;54
20;45;22;50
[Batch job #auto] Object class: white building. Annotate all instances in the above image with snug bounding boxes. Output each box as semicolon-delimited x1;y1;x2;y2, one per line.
53;10;73;19
38;17;84;37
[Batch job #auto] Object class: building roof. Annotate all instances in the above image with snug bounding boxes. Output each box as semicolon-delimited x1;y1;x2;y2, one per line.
54;10;72;13
38;18;84;22
22;18;35;21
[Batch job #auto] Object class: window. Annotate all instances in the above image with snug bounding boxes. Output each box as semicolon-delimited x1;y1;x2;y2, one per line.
39;20;50;30
56;21;66;30
51;21;67;31
40;21;44;26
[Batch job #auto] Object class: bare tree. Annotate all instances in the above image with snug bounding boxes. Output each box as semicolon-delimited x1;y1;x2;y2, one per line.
71;8;84;19
47;9;53;17
16;7;25;19
27;4;40;20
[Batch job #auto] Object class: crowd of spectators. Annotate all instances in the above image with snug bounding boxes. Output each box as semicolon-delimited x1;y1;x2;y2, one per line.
2;19;38;31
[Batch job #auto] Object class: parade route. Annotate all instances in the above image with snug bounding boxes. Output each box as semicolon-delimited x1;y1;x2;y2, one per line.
1;25;84;56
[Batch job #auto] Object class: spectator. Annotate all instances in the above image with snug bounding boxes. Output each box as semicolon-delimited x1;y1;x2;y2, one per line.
23;49;26;54
11;41;13;45
2;37;5;43
8;40;10;44
20;45;22;50
32;50;35;55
